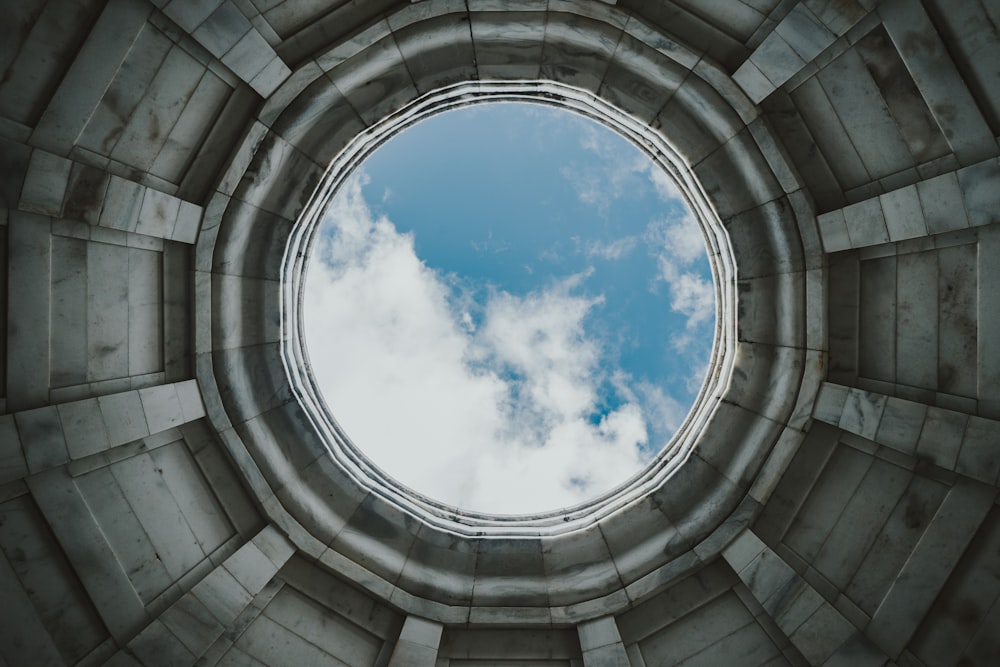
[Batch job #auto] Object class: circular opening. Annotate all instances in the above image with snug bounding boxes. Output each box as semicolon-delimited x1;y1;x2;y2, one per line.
302;102;715;514
284;81;736;528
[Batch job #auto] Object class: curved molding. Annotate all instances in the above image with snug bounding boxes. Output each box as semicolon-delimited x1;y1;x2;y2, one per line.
194;2;821;621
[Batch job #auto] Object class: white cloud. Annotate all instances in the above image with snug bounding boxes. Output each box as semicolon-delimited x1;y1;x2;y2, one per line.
564;120;687;216
644;208;715;330
577;235;639;261
650;212;705;265
304;175;651;514
562;117;716;340
655;260;715;328
647;165;683;202
561;123;653;215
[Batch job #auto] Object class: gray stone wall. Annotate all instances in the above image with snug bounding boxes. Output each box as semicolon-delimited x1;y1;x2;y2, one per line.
1;0;998;666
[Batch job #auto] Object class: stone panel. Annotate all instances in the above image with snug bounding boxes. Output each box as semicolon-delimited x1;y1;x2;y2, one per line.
236;585;385;667
636;590;783;667
0;493;107;663
76;438;235;600
0;0;105;126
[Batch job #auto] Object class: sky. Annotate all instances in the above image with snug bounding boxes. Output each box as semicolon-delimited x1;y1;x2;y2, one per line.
303;102;715;514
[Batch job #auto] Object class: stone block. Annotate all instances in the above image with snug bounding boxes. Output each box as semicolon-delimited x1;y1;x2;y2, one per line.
776;4;835;63
750;31;806;91
74;466;175;604
398;523;476;606
842;197;888;248
0;552;68;667
895;250;938;389
838;388;886;441
191;1;250;57
194;567;252;626
880;185;926;242
222;29;276;86
979;228;1000;418
957;158;1000;228
137;187;182;239
140;383;185;434
578;615;624;652
86;241;130;382
867;478;994;657
880;0;996;164
788;604;855;665
914;407;966;471
99;390;151;446
175;379;207;422
224;541;277;594
248;55;291;98
19;149;71;216
812;383;848;426
28;468;150;640
7;213;52;410
955;416;1000;485
260;586;384;664
58;397;112;460
916;170;968;235
159;593;225;657
0;415;28;484
128;618;197;666
600;495;688;583
173;200;203;244
721;529;767;573
397;615;443;650
99;176;145;232
472;537;548;606
817;209;851;253
388;640;438;667
15;406;68;473
581;642;630;667
151;442;233;556
542;526;620;605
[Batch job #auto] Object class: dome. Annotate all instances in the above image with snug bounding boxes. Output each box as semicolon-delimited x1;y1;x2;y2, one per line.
1;0;998;665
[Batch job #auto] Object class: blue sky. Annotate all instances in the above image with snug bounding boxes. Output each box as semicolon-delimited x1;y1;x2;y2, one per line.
304;103;714;514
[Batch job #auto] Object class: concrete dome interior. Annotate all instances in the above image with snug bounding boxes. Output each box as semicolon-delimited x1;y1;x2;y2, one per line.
0;0;998;666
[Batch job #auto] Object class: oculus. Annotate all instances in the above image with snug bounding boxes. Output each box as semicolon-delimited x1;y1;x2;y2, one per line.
303;102;715;514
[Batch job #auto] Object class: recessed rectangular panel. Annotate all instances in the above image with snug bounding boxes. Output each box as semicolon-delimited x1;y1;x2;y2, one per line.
110;45;205;174
845;473;949;616
0;494;107;663
1;225;8;400
76;23;172;160
783;442;873;563
827;251;859;384
108;447;207;581
86;241;130;382
127;247;163;377
0;0;104;125
637;592;763;666
811;456;912;589
854;27;950;165
149;441;232;556
896;250;939;390
815;47;914;184
858;256;896;383
74;465;174;604
937;243;978;398
441;628;582;660
262;586;383;666
49;236;88;388
149;70;233;184
908;506;1000;666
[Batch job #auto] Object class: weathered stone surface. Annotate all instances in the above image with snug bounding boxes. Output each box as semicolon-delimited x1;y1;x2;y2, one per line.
2;2;999;666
